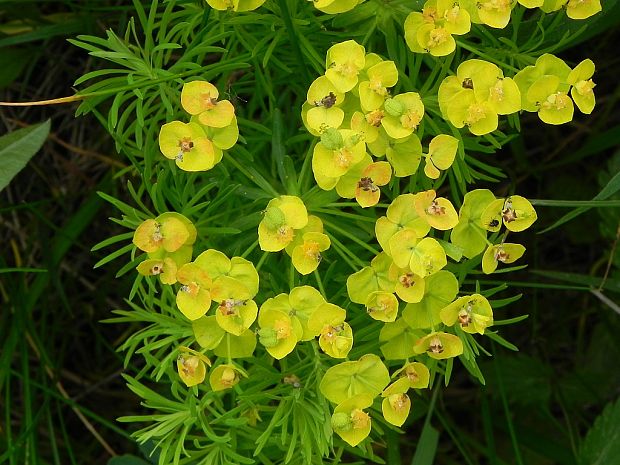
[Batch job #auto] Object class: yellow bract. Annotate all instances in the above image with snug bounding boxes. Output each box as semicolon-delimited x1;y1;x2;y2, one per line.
181;80;235;128
424;135;458;179
206;0;266;13
482;243;526;274
258;196;309;252
438;59;520;135
481;195;537;232
404;0;471;56
331;395;373;447
176;263;212;320
440;294;494;334
313;0;364;14
177;348;210;387
381;378;411;426
308;303;353;358
413;332;464;360
158;121;218;171
257;307;303;360
325;40;366;93
209;364;241;391
133;212;196;254
413;190;459;231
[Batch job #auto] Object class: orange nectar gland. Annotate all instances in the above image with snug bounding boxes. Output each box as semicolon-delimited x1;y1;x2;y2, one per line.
366;110;384;127
388;394;409;412
277;225;295;244
177;137;194;161
427;336;444;355
180;281;200;297
426;28;450;50
320;324;343;343
400;110;422;131
302;240;322;261
178;354;200;377
274;318;292;340
540;92;571;112
458;301;475;327
350;409;371;429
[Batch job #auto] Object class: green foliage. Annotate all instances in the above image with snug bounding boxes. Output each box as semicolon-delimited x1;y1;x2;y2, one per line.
579;397;620;465
0;120;50;191
2;0;618;464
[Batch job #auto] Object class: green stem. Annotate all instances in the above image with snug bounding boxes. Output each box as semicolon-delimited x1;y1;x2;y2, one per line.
322;218;380;256
455;40;519;73
256;251;270;271
311;207;377;223
471;223;494;247
492;341;525;465
224;153;280;197
289;260;296;290
241;239;259;258
313;269;327;298
276;0;311;82
326;233;364;270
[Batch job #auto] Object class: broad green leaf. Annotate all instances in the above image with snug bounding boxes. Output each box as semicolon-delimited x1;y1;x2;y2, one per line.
580;397;620;465
411;422;439;465
0;120;50;191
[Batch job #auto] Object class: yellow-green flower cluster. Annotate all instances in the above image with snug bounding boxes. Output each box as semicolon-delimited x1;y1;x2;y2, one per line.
303;40;462;207
133;212;196;284
459;0;601;29
205;0;266;12
514;54;596;125
344;189;491;361
176;345;246;392
449;188;537;273
438;59;521;135
404;0;471;56
257;285;353;359
321;187;539;442
312;0;366;14
319;354;430;445
258;195;332;275
158;80;239;171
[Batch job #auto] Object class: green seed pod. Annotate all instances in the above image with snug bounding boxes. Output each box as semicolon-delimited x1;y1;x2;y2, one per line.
331;412;352;432
320;127;344;150
384;97;405;117
258;328;278;348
